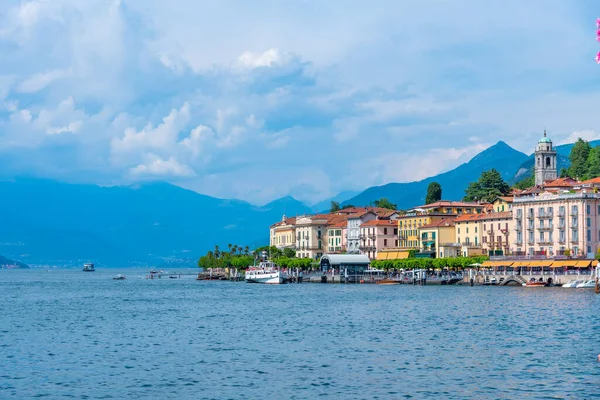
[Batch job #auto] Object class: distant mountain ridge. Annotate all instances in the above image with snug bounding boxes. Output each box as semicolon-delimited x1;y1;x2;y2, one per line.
0;255;28;269
343;141;529;210
0;179;312;267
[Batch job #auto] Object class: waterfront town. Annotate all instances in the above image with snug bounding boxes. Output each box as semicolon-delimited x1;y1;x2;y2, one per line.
269;133;600;283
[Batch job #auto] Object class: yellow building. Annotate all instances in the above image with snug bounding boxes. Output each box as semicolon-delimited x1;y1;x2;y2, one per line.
419;219;457;258
397;213;454;248
492;196;513;213
409;200;485;215
269;216;296;249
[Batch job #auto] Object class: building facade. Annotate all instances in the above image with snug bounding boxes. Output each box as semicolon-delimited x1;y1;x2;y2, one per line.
326;221;346;253
269;216;296;249
346;211;377;254
359;219;399;259
398;213;456;248
480;212;513;255
419;219;456;258
512;192;600;258
295;214;329;259
534;130;557;186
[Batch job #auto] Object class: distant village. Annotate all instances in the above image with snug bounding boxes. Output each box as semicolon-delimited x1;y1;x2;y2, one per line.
269;132;600;267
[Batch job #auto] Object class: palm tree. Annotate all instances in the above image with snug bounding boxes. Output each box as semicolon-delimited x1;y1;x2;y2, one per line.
228;243;233;255
244;246;249;255
207;251;214;259
214;245;220;259
232;245;238;255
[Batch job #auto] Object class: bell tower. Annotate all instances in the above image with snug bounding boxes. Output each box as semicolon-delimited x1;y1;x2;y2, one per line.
534;130;557;186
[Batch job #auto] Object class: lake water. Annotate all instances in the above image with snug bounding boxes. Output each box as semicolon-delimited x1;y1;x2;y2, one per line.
1;269;600;399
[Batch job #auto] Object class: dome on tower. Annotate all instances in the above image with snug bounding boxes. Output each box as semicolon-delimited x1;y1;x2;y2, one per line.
538;130;551;143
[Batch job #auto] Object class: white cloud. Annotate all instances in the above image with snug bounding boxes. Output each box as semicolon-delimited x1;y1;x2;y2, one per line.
558;130;600;146
17;69;70;93
129;154;195;178
238;48;284;68
46;120;82;135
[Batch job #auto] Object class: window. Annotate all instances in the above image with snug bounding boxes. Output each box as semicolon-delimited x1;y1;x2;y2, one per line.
587;230;591;241
587;204;591;215
384;228;388;235
384;239;388;246
394;228;398;235
587;218;591;228
466;227;469;234
475;227;478;233
458;227;461;234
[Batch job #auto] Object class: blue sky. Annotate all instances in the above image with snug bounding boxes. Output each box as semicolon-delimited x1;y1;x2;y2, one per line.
0;0;599;205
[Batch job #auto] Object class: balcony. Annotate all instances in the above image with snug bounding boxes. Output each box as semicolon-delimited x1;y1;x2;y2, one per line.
486;230;494;235
527;214;534;220
514;240;523;245
538;240;553;245
537;212;553;219
516;214;523;220
570;209;578;215
527;240;535;245
558;238;566;244
558;210;565;216
537;225;553;231
514;226;522;231
526;226;535;231
368;234;376;240
570;238;580;243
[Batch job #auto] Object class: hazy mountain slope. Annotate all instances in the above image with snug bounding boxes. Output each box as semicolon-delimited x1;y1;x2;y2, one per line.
343;141;529;209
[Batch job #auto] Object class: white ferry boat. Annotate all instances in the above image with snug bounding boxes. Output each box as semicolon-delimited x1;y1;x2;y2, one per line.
245;261;286;284
82;263;95;272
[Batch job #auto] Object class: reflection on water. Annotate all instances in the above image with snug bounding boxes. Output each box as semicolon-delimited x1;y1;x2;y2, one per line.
1;269;600;399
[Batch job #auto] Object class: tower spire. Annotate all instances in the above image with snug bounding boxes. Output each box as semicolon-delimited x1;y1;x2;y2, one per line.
544;129;547;138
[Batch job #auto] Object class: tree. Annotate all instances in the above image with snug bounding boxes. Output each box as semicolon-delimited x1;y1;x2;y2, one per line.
559;168;569;178
425;182;442;204
283;248;296;258
568;138;591;179
244;246;249;255
514;175;534;190
373;198;397;210
330;201;341;213
585;146;600;180
463;169;511;203
341;204;355;210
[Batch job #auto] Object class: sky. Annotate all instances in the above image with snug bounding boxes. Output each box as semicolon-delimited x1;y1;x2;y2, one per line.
0;0;599;205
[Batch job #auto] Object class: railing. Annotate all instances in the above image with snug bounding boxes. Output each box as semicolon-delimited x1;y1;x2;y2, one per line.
571;209;578;215
558;210;565;216
538;240;553;245
537;225;553;230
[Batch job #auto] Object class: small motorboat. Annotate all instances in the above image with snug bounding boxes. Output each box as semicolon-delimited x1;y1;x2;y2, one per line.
112;274;126;280
376;278;402;285
575;279;596;289
562;280;583;288
523;278;547;287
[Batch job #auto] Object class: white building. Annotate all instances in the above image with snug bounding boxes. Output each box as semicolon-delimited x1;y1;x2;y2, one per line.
346;211;377;254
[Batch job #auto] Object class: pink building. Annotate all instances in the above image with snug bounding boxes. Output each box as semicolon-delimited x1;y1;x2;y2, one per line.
512;191;600;258
359;219;399;259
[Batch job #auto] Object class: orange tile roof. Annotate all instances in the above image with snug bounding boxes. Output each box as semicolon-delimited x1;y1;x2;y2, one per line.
361;219;397;227
413;200;482;209
454;211;512;222
581;177;600;185
420;219;455;228
543;177;578;187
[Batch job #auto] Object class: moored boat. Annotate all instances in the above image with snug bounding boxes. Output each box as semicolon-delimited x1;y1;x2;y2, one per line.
575;279;596;288
562;280;583;288
523;281;547;287
245;261;286;284
113;274;126;280
376;278;402;285
82;263;95;272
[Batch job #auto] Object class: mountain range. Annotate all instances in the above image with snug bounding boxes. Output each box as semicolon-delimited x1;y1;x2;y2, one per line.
0;138;591;267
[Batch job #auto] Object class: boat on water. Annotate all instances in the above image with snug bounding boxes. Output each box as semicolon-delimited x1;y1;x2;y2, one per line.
113;274;126;280
575;279;596;288
562;280;583;288
376;278;402;285
82;263;95;272
245;260;286;284
523;278;547;287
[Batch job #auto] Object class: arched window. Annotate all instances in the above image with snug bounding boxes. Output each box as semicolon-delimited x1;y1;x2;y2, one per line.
546;157;551;167
537;157;541;166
